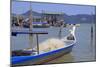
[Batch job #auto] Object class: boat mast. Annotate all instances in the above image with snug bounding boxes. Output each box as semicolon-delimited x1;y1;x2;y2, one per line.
29;2;33;51
29;2;40;54
29;2;33;31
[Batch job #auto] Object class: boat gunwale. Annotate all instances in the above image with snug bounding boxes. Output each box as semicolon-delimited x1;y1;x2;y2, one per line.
11;40;76;64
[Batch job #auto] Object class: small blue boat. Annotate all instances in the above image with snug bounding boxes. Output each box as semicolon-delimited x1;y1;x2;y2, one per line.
11;43;75;66
11;25;76;66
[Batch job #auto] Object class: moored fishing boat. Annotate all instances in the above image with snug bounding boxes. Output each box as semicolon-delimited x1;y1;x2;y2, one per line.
11;25;77;66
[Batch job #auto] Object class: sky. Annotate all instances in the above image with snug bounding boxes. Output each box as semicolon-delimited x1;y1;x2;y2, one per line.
12;1;96;15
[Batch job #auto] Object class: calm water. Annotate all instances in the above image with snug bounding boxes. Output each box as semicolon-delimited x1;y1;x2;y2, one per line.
11;23;96;63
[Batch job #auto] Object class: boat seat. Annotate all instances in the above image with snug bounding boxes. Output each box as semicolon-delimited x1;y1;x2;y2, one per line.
12;50;36;56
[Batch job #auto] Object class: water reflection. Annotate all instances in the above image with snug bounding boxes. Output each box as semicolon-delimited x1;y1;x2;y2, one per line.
46;53;74;64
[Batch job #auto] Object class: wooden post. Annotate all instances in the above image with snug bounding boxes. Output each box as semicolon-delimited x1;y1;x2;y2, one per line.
59;26;62;39
58;20;64;39
90;12;94;53
36;34;39;54
90;24;93;52
16;15;19;26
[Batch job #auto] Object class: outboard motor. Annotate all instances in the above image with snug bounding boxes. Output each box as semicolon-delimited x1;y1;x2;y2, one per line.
67;34;75;40
67;25;76;40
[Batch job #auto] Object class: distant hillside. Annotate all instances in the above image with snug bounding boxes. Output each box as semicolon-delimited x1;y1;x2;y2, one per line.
64;14;96;24
22;10;42;18
12;11;96;24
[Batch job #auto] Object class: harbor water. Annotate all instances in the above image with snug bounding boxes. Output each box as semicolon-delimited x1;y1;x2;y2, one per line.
11;23;96;63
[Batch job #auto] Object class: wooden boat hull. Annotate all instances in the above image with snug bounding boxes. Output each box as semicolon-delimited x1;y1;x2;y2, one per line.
11;43;75;66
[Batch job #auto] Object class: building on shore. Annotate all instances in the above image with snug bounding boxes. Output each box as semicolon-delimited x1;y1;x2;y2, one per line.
42;11;65;27
12;11;66;27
